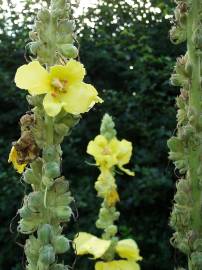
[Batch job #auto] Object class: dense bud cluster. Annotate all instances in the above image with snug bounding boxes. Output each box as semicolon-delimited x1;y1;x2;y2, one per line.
168;0;202;269
28;0;78;65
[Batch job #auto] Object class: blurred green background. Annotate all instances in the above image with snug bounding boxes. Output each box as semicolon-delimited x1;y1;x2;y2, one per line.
0;0;186;269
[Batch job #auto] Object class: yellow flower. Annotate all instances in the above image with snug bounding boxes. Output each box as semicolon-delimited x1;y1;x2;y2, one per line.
116;239;142;261
106;188;120;207
87;135;134;175
15;60;103;117
73;232;111;259
87;135;120;169
95;260;140;270
8;146;27;174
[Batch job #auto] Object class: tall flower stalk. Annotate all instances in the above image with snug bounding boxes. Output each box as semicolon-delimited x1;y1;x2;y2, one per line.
8;1;102;270
73;114;142;270
168;0;202;269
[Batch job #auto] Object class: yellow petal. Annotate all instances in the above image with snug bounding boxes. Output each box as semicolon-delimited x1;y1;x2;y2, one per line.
73;232;111;259
43;93;63;117
15;61;50;95
116;239;142;261
95;260;140;270
50;59;86;84
62;82;103;115
65;59;86;84
117;139;133;166
8;146;26;174
87;135;108;157
87;135;118;169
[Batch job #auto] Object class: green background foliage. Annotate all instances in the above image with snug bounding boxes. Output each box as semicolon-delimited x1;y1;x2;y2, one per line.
0;0;186;269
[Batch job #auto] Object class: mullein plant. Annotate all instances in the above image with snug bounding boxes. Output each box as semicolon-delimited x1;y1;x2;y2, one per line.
73;114;142;270
8;1;102;270
168;0;202;269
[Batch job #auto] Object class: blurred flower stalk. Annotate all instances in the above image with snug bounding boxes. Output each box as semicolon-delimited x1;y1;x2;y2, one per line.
8;0;102;269
74;114;142;270
168;0;202;269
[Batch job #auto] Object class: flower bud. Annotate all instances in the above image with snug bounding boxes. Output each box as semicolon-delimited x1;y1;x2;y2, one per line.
54;123;70;137
37;9;50;22
105;225;117;236
43;146;59;162
39;245;55;265
18;219;38;234
54;206;72;221
58;44;78;59
191;252;202;267
38;224;53;245
28;192;43;212
57;33;73;44
58;20;75;33
56;193;73;206
31;158;43;177
53;178;69;194
44;162;60;179
24;169;39;185
19;206;33;219
52;235;70;254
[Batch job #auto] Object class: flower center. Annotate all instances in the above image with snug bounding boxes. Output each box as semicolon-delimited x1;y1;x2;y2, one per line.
102;147;111;155
51;78;68;97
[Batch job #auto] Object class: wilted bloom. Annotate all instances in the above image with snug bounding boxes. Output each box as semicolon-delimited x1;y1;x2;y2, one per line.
8;146;27;173
106;188;120;206
15;59;103;117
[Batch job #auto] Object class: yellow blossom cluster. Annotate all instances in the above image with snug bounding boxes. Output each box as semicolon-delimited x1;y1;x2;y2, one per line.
87;134;134;176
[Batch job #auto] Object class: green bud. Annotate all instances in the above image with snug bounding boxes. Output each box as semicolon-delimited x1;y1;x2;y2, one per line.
53;178;69;194
57;33;73;44
43;146;59;162
54;206;72;221
42;176;53;187
28;192;43;212
18;219;38;234
37;9;50;22
44;162;60;179
58;44;78;59
105;225;117;236
19;206;33;219
56;193;73;206
54;123;70;137
191;252;202;267
100;114;117;140
24;169;39;185
39;245;55;265
52;236;70;254
31;158;43;177
38;224;53;245
58;20;75;33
